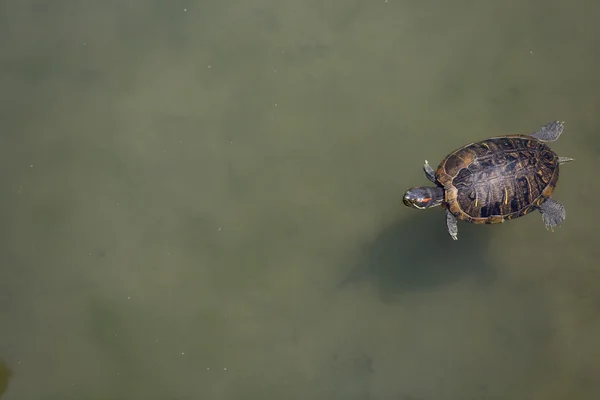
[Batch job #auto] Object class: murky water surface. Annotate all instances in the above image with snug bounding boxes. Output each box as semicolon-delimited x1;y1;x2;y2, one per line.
1;1;599;399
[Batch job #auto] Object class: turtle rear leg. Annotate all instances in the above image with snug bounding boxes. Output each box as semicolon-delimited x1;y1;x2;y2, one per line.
446;210;458;240
538;198;566;231
530;121;564;142
423;160;436;183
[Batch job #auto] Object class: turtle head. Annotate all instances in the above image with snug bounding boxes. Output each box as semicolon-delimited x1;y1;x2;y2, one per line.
403;186;444;209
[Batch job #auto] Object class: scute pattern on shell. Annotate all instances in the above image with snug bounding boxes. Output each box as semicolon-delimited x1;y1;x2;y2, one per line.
436;135;559;224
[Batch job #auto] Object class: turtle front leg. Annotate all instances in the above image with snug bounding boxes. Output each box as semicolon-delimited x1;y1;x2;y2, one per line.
446;210;459;240
538;198;566;231
423;160;436;183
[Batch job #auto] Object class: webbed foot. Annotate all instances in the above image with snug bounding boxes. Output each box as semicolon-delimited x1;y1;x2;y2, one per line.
423;160;436;183
530;121;564;142
539;198;566;231
446;210;458;240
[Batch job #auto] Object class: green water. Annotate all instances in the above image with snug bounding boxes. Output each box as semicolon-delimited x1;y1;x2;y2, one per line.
1;1;599;399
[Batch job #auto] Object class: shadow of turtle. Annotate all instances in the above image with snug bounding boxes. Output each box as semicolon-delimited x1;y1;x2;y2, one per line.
341;209;496;301
0;359;11;398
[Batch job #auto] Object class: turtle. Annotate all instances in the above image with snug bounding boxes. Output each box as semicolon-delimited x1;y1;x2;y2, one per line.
402;121;574;240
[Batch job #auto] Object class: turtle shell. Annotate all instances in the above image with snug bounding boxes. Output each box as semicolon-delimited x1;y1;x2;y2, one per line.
435;135;560;224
